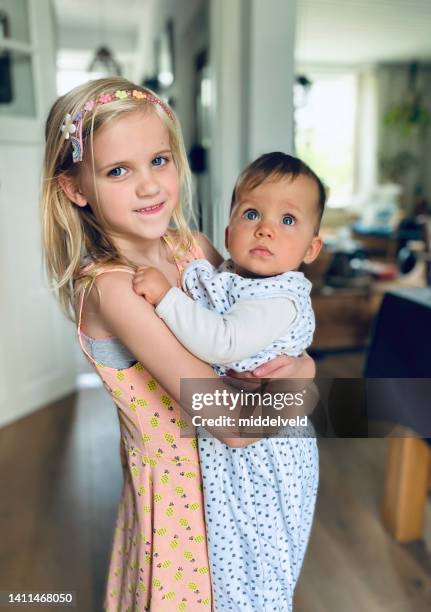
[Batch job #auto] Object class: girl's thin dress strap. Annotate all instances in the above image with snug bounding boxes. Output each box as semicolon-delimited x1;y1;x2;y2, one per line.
162;233;184;284
162;232;205;284
77;266;135;364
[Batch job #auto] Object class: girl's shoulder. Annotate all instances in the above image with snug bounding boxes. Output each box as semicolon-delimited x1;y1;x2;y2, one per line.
192;232;224;267
74;265;136;337
165;229;221;266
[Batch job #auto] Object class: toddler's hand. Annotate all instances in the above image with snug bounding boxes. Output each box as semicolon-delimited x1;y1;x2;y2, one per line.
133;267;171;305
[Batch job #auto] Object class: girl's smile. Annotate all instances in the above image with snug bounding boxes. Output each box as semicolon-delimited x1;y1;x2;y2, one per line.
134;201;166;215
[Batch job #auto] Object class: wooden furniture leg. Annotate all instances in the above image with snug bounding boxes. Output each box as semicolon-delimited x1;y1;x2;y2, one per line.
382;437;430;542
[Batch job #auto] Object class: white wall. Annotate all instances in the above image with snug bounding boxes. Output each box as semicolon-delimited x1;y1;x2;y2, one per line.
208;0;244;251
208;0;297;252
0;0;77;428
247;0;296;158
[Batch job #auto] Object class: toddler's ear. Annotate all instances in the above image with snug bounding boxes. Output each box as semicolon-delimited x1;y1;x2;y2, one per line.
303;235;323;264
57;174;88;208
224;226;230;251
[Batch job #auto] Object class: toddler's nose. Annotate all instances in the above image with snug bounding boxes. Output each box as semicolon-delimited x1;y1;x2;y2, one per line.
255;223;275;239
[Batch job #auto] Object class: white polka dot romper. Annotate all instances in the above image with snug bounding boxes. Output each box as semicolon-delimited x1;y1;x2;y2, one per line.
182;260;319;611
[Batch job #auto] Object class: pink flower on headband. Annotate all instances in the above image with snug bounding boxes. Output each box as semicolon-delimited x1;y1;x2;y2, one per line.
115;90;129;100
84;100;95;111
132;90;146;100
98;93;113;104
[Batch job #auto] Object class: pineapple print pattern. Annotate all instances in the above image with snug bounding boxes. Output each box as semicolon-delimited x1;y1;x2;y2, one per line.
77;237;211;611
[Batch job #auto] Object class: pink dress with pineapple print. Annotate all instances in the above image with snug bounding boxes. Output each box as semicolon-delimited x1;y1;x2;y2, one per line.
77;235;211;612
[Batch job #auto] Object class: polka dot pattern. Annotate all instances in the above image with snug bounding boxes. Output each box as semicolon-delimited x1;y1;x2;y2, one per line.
198;429;318;611
181;259;315;375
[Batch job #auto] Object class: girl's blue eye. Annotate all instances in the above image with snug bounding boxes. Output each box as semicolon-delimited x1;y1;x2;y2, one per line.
243;209;259;221
152;156;168;167
108;166;126;177
282;214;296;226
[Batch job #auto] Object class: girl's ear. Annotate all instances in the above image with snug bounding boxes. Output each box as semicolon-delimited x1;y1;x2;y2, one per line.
303;235;323;264
57;174;88;208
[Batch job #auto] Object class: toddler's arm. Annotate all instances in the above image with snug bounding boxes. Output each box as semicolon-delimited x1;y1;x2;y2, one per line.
140;284;297;365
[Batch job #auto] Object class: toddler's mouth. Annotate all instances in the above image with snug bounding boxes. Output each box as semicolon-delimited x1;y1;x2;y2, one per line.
250;246;273;257
135;202;165;215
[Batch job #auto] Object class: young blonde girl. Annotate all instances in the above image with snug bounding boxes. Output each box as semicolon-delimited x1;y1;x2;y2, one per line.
40;76;313;611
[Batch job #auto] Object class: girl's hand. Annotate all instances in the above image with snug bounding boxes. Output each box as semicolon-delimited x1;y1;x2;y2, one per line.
226;353;316;379
133;267;171;305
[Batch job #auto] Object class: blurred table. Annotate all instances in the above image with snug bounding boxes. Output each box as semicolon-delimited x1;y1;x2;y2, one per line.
309;262;426;352
364;288;431;543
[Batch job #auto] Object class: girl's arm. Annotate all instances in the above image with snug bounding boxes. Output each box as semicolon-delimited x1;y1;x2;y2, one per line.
234;353;316;379
87;271;258;448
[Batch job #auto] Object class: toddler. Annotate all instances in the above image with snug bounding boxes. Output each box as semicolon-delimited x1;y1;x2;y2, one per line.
134;152;325;611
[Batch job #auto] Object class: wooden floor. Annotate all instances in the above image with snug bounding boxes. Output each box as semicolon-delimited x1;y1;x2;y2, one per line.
1;354;430;611
0;379;123;611
295;437;431;611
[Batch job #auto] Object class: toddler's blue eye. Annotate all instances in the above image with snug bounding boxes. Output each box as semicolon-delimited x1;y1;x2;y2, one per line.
153;156;168;166
283;215;295;225
108;166;126;177
243;209;259;221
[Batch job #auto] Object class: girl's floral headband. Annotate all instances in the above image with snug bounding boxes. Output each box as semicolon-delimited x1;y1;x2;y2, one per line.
60;89;174;163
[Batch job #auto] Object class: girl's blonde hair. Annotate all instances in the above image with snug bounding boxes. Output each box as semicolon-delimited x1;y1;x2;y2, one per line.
41;76;195;320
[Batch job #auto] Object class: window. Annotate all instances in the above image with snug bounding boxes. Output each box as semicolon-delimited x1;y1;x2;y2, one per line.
0;0;36;118
294;70;358;208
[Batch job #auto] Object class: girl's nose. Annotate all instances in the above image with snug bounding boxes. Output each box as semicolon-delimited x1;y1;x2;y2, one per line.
136;171;160;197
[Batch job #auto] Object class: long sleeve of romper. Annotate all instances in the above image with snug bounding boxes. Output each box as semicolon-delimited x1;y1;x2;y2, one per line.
155;287;297;365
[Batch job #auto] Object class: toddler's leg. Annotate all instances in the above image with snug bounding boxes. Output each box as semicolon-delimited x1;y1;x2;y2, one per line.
199;432;318;612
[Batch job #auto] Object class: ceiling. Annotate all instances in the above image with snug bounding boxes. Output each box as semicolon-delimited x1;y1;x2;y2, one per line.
296;0;431;64
53;0;431;65
53;0;145;32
